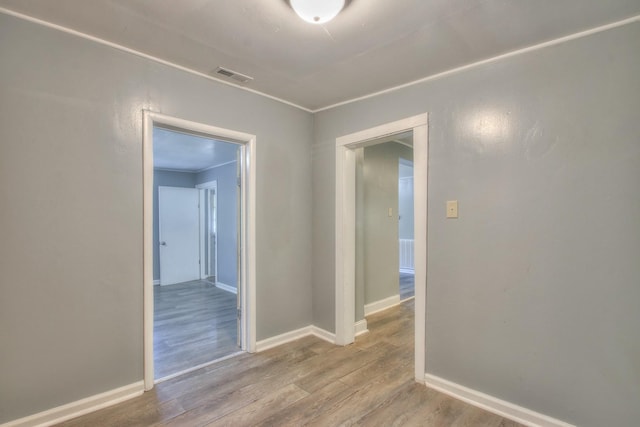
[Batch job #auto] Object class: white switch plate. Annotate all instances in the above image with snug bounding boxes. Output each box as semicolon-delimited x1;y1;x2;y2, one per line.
446;200;458;218
388;207;393;217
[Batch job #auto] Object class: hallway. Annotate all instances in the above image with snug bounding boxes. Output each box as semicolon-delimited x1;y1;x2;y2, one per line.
64;300;522;426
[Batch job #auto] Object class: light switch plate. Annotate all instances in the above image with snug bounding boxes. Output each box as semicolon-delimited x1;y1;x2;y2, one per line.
446;200;458;218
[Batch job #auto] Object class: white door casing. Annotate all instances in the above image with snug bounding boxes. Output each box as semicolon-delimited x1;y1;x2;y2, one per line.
158;186;201;286
143;110;257;391
335;113;428;382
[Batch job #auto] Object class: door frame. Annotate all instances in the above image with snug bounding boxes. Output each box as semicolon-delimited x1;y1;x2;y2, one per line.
143;111;257;390
335;113;428;382
196;180;218;281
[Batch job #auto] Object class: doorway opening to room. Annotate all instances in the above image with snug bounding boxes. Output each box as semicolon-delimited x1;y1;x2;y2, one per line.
335;114;427;381
398;157;415;302
143;112;256;389
354;133;415;332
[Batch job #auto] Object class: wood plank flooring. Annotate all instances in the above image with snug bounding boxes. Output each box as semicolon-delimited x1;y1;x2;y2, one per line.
400;272;415;301
61;300;523;426
154;280;238;379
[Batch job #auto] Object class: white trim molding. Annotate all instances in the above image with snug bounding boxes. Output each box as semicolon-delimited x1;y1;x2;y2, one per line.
310;326;336;344
335;113;428;383
215;282;238;294
142;110;257;391
424;374;575;427
256;325;336;352
314;15;640;113
1;382;144;427
153;279;160;285
354;319;369;336
364;295;401;316
0;8;311;113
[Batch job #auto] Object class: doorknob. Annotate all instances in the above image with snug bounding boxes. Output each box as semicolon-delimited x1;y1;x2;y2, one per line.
160;241;167;246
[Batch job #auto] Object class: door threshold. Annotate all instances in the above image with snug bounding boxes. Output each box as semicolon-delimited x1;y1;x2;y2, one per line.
154;350;244;384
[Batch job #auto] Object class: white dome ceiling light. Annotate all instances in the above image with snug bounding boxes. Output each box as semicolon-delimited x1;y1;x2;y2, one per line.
289;0;346;24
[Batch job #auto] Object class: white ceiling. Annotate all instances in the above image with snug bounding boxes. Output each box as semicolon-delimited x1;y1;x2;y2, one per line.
153;127;239;172
1;0;639;110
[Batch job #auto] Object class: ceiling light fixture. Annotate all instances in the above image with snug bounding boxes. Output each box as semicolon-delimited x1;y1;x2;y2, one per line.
290;0;346;24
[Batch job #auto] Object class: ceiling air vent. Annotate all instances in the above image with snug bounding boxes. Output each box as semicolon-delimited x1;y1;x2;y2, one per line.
214;67;253;84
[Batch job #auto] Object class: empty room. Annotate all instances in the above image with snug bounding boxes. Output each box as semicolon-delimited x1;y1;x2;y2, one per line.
1;1;639;427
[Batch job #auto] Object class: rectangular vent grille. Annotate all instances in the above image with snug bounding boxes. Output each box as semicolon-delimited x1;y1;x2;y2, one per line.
214;67;253;84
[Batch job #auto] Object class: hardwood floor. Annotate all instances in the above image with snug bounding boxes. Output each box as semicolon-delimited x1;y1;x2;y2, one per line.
61;300;523;427
154;280;238;379
400;272;415;300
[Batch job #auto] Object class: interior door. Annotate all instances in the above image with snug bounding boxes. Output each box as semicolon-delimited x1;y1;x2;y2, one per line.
159;186;201;286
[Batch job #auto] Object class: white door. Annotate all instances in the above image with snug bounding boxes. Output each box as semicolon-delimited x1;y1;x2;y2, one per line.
159;186;200;286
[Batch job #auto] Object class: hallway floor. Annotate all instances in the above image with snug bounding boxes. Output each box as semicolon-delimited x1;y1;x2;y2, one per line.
62;299;522;426
400;271;415;300
154;279;238;379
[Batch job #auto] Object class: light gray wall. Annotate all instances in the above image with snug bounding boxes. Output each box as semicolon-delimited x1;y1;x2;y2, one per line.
197;162;238;289
312;23;640;427
0;13;313;424
153;170;197;281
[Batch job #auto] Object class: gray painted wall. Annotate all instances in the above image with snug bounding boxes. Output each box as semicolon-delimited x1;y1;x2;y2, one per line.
0;13;313;423
312;23;640;427
153;170;197;281
197;162;238;289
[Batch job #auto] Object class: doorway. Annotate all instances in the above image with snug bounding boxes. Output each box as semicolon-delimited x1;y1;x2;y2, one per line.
143;111;256;390
355;137;414;322
335;113;428;382
153;130;240;380
398;157;415;301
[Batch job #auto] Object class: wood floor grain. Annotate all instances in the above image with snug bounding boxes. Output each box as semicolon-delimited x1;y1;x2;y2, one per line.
154;280;238;379
399;272;415;301
60;300;523;427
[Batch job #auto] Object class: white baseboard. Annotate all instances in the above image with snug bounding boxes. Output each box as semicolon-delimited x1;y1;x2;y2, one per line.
423;374;575;427
310;326;336;344
153;279;160;285
2;381;144;427
399;268;415;274
256;325;336;352
364;294;401;316
256;326;313;352
354;319;369;336
215;282;237;294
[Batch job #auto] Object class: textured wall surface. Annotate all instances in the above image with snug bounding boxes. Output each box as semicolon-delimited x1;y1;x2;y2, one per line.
312;23;640;427
0;13;313;423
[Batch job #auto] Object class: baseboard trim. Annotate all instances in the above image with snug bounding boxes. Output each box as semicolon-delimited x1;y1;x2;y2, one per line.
364;294;401;316
2;381;144;427
399;268;415;274
153;279;160;285
215;282;237;294
256;325;336;352
354;319;369;336
310;326;336;344
256;326;313;352
423;374;575;427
